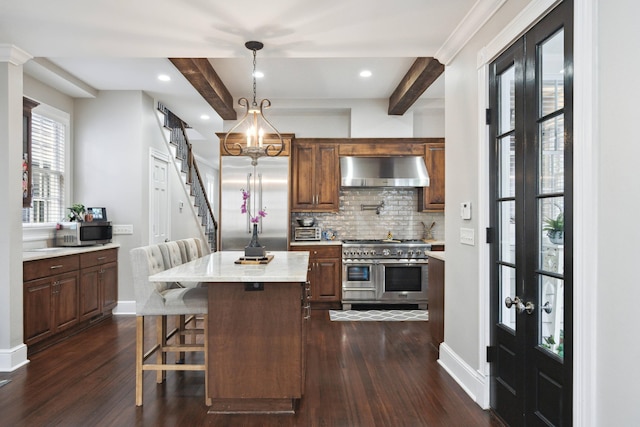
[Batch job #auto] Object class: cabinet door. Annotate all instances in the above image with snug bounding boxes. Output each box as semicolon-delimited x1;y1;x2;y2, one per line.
291;143;316;209
79;266;101;321
420;143;445;211
311;258;341;302
315;144;339;211
24;278;54;345
54;272;80;332
101;261;118;312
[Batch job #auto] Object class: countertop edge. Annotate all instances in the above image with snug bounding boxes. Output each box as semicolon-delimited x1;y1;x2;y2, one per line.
426;251;446;262
289;240;342;246
23;243;121;262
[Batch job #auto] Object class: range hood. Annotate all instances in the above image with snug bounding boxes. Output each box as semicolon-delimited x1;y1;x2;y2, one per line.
340;156;430;187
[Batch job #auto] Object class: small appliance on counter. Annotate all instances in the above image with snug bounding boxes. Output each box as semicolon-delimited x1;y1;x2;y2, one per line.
294;226;322;241
55;207;112;246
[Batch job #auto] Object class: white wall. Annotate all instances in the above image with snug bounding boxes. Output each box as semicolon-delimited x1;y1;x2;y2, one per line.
596;0;640;424
443;0;531;373
74;91;151;302
74;91;206;302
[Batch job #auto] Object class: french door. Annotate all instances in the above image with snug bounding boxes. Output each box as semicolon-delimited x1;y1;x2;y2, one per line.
489;1;572;426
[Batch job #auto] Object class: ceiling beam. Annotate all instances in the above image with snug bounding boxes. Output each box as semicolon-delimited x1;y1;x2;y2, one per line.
388;57;444;116
169;58;237;120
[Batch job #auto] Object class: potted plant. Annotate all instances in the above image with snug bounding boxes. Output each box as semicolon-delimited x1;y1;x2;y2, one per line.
67;203;86;222
543;212;564;244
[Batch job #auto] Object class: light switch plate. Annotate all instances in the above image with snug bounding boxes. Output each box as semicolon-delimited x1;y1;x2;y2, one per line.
113;224;133;235
460;227;475;246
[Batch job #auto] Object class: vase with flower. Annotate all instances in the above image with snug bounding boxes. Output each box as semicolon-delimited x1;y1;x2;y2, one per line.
241;188;268;258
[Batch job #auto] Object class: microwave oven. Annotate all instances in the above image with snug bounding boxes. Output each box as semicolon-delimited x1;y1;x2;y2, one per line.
55;221;113;246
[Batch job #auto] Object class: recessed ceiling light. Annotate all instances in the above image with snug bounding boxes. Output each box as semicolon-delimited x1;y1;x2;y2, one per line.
158;74;171;82
253;71;264;78
360;70;372;78
200;114;210;120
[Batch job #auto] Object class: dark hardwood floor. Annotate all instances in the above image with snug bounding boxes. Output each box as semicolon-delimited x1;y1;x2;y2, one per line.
0;311;505;427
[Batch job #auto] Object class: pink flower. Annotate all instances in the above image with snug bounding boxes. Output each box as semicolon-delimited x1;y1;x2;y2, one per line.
240;189;267;223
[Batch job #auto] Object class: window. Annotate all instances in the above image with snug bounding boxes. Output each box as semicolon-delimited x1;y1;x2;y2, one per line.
22;106;69;224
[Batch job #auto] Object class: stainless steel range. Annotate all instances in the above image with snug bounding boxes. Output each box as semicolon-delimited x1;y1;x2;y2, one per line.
341;239;432;310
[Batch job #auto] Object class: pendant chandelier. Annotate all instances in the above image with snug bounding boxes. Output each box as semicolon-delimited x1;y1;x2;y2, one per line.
222;41;284;165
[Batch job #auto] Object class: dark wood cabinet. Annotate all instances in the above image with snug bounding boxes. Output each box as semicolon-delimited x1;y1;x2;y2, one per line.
290;245;342;307
24;257;80;346
427;256;445;351
79;248;119;319
419;142;445;212
291;141;340;212
24;247;118;353
22;98;39;208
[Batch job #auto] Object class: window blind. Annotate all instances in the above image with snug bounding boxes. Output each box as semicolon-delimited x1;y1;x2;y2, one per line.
22;112;66;223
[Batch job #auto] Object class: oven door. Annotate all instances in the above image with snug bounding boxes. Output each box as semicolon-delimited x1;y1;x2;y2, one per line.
342;261;378;301
379;260;428;302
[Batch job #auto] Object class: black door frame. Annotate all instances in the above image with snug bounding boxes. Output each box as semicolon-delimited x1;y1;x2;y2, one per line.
488;1;573;425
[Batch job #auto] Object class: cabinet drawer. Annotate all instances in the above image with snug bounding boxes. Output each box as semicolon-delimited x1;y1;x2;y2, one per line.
290;245;342;259
24;255;80;282
80;248;118;268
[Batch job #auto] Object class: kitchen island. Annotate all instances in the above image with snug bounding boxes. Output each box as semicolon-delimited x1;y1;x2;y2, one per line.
148;250;310;414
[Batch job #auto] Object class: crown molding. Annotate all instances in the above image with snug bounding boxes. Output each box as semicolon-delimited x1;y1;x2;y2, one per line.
477;0;561;68
0;44;32;65
435;0;507;65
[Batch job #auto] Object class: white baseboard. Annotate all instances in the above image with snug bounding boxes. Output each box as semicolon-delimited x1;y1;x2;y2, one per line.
0;344;29;372
438;342;490;409
113;300;135;315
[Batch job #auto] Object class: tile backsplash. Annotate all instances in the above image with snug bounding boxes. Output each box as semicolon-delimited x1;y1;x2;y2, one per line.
293;188;444;241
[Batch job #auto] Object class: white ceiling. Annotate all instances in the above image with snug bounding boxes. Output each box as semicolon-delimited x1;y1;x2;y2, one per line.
0;0;493;161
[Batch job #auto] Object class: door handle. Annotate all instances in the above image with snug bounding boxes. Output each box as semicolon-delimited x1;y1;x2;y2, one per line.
505;296;535;315
505;296;525;314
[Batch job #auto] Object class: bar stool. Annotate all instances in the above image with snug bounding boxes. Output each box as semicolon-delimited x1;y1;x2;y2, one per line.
130;244;209;406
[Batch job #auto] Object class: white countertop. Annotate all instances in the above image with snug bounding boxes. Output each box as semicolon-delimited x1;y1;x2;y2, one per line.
23;243;121;262
148;250;310;283
425;250;445;262
289;240;342;246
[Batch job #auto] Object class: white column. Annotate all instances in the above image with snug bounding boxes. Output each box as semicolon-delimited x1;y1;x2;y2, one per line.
0;45;32;371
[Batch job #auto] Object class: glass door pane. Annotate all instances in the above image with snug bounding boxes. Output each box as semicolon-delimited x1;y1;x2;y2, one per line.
536;29;565;357
496;64;517;331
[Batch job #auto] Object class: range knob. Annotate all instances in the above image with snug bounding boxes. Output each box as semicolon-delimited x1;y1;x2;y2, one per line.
382;249;390;256
408;250;414;256
416;250;422;256
370;249;377;256
397;249;403;257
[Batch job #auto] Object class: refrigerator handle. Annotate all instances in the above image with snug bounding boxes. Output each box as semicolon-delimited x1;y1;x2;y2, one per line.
246;172;252;233
258;173;263;234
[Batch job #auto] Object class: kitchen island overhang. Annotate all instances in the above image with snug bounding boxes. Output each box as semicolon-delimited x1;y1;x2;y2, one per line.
149;250;311;414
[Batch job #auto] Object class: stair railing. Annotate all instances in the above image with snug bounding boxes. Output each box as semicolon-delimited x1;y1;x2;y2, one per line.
158;103;218;251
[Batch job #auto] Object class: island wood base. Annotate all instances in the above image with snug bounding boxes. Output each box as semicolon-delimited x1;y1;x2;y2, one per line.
208;398;297;414
206;281;307;414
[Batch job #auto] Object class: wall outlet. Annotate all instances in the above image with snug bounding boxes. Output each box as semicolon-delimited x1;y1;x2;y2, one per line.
113;224;133;235
460;227;475;246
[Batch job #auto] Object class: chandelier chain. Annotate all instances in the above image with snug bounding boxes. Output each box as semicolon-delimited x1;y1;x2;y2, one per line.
252;49;258;107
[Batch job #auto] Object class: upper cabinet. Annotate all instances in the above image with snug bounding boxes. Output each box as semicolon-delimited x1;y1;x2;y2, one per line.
23;97;39;208
291;140;339;212
419;142;445;212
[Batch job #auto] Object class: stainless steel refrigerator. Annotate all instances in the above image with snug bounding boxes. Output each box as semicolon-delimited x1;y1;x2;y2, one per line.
220;156;289;251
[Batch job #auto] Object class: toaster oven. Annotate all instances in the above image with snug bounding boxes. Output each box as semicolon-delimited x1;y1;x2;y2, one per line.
294;226;321;241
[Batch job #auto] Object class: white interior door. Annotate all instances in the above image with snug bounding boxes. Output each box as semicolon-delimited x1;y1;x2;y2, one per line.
150;149;170;244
